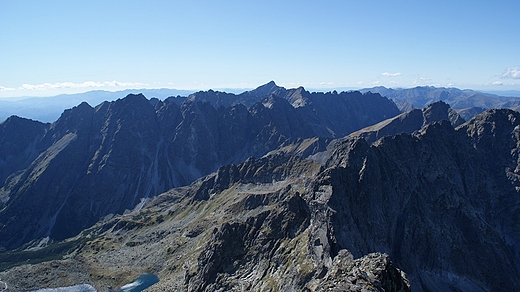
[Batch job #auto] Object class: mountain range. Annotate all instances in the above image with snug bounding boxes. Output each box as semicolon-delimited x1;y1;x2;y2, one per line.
0;82;399;251
0;82;519;291
2;83;520;123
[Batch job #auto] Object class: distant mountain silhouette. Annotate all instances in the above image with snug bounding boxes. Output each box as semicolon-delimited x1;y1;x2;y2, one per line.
360;86;520;119
3;85;519;123
0;88;194;122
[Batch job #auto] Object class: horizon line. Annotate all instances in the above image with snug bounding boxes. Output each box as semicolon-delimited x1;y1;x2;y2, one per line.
2;83;520;100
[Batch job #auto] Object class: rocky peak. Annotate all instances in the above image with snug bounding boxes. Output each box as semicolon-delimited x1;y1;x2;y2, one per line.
48;101;94;142
112;93;153;112
284;86;311;108
422;101;450;124
422;100;464;127
349;101;462;144
246;80;282;97
0;115;48;139
120;92;146;101
0;116;48;190
458;109;520;190
187;90;240;108
148;97;162;109
461;108;520;138
54;101;93;124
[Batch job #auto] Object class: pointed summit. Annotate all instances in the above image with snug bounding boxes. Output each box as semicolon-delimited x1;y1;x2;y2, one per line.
244;81;284;98
350;101;462;144
285;86;311;108
232;81;286;107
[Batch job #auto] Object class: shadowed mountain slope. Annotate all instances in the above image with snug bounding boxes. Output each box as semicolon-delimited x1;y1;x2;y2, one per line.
322;110;520;291
0;84;400;250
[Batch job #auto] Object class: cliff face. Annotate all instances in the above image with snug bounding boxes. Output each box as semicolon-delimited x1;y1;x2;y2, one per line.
320;110;520;291
0;86;400;250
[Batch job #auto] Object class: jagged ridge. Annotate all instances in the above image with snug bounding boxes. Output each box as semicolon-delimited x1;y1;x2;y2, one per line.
0;84;400;250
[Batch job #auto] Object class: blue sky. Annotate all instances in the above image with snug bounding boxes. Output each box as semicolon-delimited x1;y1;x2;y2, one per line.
1;0;519;97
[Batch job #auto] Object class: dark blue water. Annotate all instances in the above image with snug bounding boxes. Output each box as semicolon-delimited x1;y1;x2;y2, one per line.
117;274;159;292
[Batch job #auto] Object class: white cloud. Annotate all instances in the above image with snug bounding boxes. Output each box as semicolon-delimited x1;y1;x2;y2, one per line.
0;81;154;98
17;81;148;91
0;86;16;91
413;77;433;85
493;81;503;85
502;67;520;79
381;72;402;77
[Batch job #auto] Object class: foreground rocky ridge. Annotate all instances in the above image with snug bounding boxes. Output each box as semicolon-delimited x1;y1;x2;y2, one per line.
1;106;519;291
0;152;411;292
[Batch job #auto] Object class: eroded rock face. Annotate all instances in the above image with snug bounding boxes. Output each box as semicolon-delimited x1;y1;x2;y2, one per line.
312;251;411;292
186;191;311;291
320;110;520;291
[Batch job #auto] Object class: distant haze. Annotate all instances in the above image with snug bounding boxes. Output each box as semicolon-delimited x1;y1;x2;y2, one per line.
0;89;194;123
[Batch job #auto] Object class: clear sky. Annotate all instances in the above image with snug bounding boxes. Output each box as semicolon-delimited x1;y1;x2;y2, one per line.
1;0;519;97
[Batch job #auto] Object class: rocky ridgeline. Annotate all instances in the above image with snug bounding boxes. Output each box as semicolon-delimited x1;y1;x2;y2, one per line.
0;82;399;251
